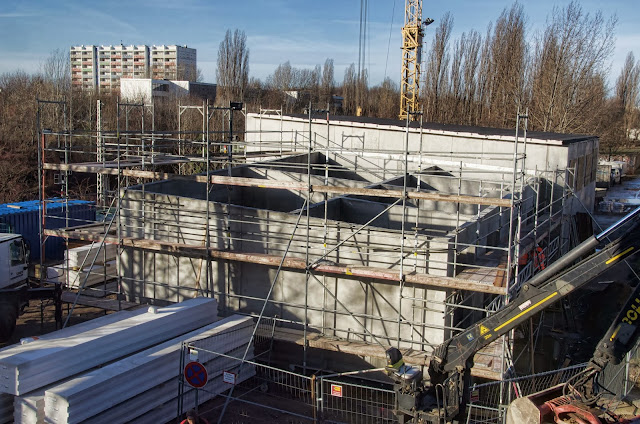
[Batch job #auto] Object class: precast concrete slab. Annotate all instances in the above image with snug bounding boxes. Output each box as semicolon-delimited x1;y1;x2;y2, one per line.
81;346;255;424
44;315;252;423
0;298;217;395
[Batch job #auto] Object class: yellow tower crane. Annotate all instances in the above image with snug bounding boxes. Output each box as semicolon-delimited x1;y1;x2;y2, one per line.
399;0;432;120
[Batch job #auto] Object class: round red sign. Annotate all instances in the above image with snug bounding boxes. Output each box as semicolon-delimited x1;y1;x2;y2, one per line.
184;361;208;388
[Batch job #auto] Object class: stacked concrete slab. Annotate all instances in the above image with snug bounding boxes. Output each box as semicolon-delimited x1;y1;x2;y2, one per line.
0;309;148;423
0;297;217;396
48;261;117;289
65;243;117;267
14;389;45;424
44;314;255;423
47;243;118;289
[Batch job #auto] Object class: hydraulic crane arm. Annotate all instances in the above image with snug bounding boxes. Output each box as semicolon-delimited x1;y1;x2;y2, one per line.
432;207;640;376
385;207;640;424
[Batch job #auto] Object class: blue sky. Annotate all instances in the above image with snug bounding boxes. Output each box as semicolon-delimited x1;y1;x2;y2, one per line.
1;0;638;91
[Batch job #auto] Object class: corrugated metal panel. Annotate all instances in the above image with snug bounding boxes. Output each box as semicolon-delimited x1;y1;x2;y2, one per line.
0;199;96;262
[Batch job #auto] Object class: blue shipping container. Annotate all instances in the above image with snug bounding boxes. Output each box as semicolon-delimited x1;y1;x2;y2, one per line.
0;199;96;262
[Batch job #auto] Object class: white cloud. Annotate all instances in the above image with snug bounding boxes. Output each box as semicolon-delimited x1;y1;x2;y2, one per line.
0;12;36;18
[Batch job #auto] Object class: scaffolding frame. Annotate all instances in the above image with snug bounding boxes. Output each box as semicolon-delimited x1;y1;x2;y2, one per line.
36;100;579;382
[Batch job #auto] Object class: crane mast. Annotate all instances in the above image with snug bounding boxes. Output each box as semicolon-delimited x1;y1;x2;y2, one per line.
399;0;424;120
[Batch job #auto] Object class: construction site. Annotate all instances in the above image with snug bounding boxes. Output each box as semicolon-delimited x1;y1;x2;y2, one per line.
1;0;640;423
1;89;629;422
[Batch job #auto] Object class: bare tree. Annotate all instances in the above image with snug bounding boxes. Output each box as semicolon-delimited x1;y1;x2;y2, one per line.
476;24;493;125
615;52;640;141
311;64;321;104
216;29;250;104
264;61;324;111
529;1;616;133
448;34;464;122
266;61;294;92
195;68;205;83
460;30;482;125
370;78;399;119
423;13;453;122
356;69;369;116
42;48;70;97
486;4;527;127
321;59;335;104
342;64;358;115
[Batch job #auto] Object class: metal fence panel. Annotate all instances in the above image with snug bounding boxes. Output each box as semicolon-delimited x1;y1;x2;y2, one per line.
319;378;397;424
466;364;587;424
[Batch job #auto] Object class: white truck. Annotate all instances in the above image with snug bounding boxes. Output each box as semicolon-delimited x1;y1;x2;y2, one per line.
0;234;60;342
0;234;29;289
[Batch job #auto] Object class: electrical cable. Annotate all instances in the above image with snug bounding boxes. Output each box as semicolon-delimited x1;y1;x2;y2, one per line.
384;0;397;81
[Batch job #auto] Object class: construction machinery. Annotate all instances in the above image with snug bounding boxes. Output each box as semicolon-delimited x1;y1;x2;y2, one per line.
385;207;640;423
0;234;61;342
399;0;432;120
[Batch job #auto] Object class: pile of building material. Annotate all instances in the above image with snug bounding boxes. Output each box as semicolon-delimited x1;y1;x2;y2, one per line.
7;309;148;424
66;243;117;267
0;297;216;396
0;297;219;424
44;315;255;423
47;243;118;289
14;390;45;424
47;261;117;289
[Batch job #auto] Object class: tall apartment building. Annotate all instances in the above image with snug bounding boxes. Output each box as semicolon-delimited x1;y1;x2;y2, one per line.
96;45;150;92
70;46;98;90
70;45;197;92
150;45;197;81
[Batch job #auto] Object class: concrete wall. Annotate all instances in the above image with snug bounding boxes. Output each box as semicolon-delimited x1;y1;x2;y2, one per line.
117;142;531;353
119;182;502;350
245;114;598;214
116;167;524;348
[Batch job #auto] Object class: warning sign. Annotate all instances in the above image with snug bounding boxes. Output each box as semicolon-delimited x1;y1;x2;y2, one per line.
479;325;489;335
330;384;343;397
223;371;237;385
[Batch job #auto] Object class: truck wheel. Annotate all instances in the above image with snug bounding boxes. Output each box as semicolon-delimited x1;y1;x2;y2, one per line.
0;301;18;342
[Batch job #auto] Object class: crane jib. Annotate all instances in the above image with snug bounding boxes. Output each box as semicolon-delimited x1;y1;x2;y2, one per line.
444;216;640;373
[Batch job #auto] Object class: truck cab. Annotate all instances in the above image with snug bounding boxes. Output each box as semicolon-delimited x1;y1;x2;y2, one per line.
0;234;29;289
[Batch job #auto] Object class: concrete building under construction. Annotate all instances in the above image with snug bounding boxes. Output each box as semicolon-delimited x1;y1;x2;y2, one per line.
39;102;598;384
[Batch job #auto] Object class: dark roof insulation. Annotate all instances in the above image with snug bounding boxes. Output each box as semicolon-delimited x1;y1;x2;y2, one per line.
286;114;595;145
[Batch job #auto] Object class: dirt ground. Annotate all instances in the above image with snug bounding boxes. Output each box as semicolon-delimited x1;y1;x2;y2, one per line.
192;387;315;424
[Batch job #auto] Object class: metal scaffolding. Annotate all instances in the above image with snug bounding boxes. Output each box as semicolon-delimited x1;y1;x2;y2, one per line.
36;99;579;382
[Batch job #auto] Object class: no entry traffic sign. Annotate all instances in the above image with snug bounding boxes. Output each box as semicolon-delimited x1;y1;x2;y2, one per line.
184;361;208;388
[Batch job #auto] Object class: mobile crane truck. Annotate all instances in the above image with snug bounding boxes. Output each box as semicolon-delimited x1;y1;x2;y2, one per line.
0;234;60;342
384;207;640;423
